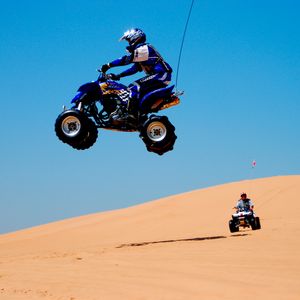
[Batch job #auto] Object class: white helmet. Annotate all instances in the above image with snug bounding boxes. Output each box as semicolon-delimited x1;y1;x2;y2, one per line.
119;28;146;47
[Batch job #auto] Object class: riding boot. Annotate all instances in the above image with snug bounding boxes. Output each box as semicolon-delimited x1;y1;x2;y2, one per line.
127;98;139;119
109;105;127;122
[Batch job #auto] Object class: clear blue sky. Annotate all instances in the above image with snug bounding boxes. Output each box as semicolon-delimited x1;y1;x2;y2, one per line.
0;1;299;234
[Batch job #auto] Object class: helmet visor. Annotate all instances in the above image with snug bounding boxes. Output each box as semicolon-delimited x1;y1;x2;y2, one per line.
119;29;134;42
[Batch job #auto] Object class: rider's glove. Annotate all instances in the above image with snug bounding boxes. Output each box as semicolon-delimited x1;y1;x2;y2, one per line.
101;63;110;73
107;73;120;81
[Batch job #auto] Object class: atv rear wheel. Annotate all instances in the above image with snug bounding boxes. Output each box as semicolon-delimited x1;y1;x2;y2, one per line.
55;109;98;150
139;115;177;155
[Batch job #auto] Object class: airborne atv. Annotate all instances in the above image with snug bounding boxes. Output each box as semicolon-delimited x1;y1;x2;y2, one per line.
229;209;261;233
55;72;182;155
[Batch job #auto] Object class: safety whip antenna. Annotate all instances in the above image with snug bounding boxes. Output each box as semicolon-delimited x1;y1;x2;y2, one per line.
175;0;195;90
247;159;257;197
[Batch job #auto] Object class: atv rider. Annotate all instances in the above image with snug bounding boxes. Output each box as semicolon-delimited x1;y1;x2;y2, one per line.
234;193;254;212
100;28;172;119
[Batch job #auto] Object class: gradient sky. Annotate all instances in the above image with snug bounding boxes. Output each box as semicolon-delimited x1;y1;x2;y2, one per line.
0;0;299;234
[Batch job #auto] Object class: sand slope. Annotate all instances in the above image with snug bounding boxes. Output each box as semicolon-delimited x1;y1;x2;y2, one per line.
0;175;299;300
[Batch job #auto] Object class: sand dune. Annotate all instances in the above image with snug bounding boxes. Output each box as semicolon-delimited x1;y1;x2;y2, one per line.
0;175;299;300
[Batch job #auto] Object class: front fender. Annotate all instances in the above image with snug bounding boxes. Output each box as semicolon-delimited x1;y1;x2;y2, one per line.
71;81;102;104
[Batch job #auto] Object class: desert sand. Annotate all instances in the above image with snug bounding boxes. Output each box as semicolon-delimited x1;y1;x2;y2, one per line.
0;175;299;300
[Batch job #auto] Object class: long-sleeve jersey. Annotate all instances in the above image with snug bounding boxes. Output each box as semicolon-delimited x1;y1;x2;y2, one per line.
108;43;172;78
235;199;254;211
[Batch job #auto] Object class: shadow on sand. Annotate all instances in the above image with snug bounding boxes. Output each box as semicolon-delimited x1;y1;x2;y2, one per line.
117;233;249;248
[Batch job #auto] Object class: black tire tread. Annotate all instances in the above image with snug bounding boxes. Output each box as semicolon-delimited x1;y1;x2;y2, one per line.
55;109;98;150
139;114;177;155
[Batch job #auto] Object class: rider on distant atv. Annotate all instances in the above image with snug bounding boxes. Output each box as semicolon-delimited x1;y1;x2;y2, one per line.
234;193;254;212
229;193;261;232
100;28;173;117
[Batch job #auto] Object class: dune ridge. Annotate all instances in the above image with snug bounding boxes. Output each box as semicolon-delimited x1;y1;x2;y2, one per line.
0;175;299;300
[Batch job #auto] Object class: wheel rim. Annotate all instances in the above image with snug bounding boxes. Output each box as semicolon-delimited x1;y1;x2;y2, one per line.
146;121;167;142
61;116;81;137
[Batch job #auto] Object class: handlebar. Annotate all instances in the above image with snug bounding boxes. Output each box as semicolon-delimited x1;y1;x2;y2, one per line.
96;70;116;82
96;70;108;82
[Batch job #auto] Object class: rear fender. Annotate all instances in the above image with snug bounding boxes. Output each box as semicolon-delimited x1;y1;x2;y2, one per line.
139;85;175;113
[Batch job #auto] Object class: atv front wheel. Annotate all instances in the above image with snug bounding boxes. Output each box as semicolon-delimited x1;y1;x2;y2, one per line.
255;217;261;229
55;109;98;150
229;220;239;233
139;115;177;155
250;216;261;230
69;117;98;150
